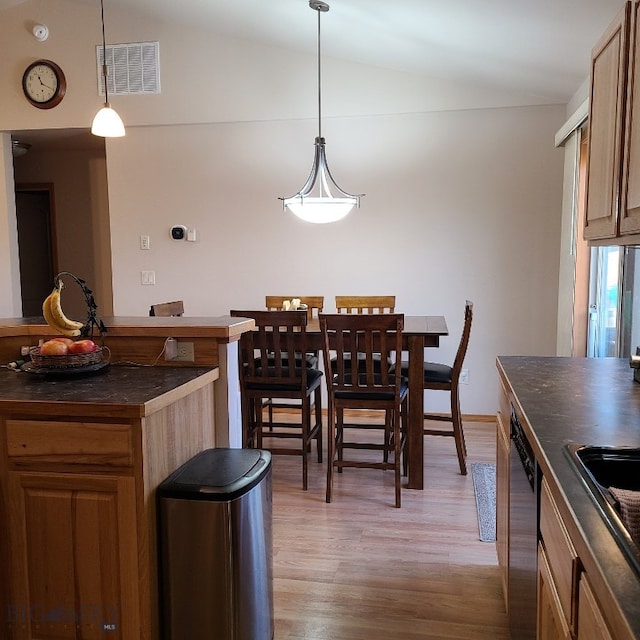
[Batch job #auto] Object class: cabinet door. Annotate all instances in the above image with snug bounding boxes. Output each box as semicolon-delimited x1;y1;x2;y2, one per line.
5;472;139;640
577;574;614;640
539;478;580;634
537;544;572;640
584;2;631;240
622;1;640;233
496;409;510;608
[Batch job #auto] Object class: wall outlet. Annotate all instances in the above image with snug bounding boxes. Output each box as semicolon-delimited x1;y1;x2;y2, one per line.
174;341;195;362
460;368;469;384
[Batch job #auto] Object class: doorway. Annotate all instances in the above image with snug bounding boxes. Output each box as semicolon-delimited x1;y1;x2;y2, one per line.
15;185;58;317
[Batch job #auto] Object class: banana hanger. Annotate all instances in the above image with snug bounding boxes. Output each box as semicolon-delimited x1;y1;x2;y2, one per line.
54;272;107;343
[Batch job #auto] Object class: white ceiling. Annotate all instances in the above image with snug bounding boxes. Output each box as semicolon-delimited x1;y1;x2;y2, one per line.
2;0;624;103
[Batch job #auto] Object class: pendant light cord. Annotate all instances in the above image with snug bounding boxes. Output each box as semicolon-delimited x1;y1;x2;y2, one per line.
317;6;322;140
100;0;109;104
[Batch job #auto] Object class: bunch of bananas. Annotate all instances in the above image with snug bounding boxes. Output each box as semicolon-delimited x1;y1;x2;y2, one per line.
42;280;85;337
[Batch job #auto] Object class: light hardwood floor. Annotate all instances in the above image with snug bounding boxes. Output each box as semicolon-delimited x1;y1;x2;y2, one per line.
270;414;509;639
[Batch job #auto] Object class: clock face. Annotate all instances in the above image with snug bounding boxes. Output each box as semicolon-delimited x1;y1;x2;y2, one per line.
22;60;66;109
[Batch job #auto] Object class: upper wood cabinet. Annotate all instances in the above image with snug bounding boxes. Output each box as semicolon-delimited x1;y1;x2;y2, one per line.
621;0;640;235
583;1;631;241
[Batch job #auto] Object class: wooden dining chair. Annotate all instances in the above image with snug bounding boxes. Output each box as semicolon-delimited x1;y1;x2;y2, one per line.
264;296;324;426
333;296;395;373
393;300;473;475
320;313;408;508
149;300;184;317
230;309;323;490
335;295;395;314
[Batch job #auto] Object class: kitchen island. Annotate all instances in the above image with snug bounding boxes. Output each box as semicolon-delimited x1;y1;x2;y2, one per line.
0;364;218;640
497;356;640;640
0;314;255;447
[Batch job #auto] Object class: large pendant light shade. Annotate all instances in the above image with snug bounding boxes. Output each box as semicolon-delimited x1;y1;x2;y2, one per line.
280;0;362;223
91;0;125;138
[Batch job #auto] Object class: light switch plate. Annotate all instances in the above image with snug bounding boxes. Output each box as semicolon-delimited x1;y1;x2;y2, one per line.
141;270;155;285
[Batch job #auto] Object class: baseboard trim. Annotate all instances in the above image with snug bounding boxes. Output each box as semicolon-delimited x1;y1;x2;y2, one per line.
425;412;495;423
268;406;495;423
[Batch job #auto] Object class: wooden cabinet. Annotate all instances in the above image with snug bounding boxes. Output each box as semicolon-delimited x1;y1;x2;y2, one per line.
3;419;142;639
537;543;572;640
584;1;631;241
6;471;138;639
539;477;580;637
538;477;616;640
577;574;614;640
496;392;510;609
584;1;640;244
622;1;640;236
0;368;218;640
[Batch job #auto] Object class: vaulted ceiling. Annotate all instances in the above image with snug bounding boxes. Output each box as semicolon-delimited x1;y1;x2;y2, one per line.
1;0;624;104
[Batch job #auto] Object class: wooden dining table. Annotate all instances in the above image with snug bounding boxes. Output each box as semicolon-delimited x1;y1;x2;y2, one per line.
304;315;449;490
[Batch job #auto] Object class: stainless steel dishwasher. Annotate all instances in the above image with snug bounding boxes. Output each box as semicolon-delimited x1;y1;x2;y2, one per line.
508;406;538;640
158;448;273;640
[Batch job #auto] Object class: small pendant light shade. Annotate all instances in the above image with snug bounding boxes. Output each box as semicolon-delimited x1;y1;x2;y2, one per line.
92;0;125;138
280;0;363;223
91;104;125;137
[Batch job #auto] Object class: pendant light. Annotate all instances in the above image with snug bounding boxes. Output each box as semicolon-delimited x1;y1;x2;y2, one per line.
280;0;363;224
91;0;125;137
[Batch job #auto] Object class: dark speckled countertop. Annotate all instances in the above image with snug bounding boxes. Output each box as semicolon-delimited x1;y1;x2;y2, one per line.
498;356;640;638
0;364;218;419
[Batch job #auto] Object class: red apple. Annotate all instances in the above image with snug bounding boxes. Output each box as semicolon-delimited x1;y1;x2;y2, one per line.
52;337;75;347
68;339;98;354
40;339;69;356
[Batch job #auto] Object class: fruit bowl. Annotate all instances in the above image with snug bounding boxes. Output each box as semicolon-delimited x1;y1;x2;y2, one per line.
29;345;106;369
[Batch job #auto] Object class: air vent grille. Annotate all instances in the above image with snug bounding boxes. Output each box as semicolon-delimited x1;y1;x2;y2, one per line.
96;41;160;96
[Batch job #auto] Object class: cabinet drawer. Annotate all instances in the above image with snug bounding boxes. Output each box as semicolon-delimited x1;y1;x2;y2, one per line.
6;419;134;467
540;477;580;632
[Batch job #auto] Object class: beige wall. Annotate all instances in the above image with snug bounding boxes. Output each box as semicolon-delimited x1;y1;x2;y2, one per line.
0;0;567;414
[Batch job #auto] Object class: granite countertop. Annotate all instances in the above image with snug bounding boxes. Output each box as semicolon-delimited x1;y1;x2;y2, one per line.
497;356;640;637
0;364;218;418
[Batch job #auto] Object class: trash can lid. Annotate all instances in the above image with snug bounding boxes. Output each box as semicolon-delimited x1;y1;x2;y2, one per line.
158;448;271;501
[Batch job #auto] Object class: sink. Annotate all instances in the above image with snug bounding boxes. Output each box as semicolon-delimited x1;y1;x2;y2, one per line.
564;444;640;577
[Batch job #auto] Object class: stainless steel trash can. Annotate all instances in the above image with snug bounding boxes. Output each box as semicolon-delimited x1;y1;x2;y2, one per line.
158;448;273;640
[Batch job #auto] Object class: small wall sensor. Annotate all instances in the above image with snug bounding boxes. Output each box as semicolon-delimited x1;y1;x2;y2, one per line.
170;225;187;240
32;24;49;41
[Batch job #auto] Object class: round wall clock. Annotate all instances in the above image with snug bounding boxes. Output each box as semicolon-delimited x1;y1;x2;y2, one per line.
22;59;67;109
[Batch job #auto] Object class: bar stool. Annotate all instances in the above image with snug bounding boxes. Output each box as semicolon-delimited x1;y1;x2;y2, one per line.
320;312;407;507
394;300;473;475
264;296;324;427
230;309;323;490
